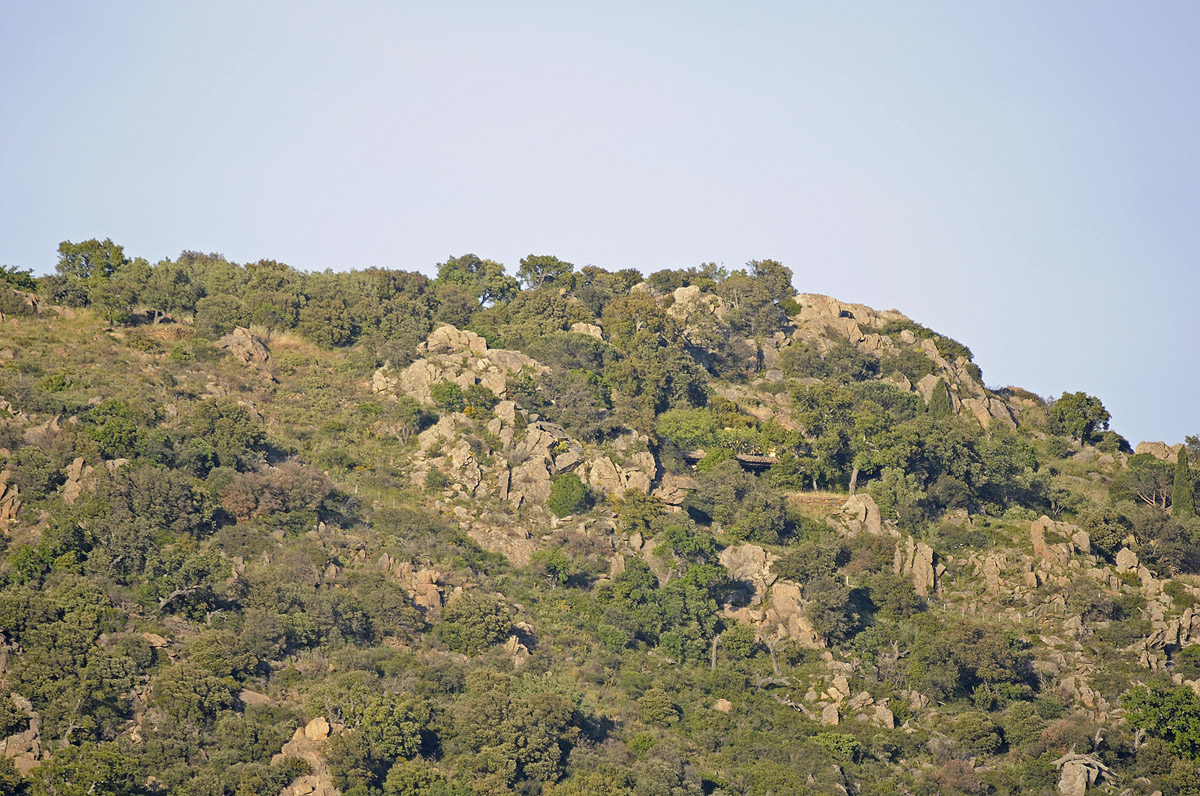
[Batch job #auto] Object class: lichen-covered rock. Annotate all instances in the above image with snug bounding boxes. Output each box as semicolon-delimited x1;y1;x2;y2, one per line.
274;717;340;796
653;472;699;506
1134;440;1184;461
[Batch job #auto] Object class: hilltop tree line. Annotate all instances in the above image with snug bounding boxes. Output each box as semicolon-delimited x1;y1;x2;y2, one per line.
1;240;1200;795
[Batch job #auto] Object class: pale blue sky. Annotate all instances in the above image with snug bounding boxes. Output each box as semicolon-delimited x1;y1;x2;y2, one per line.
2;2;1197;444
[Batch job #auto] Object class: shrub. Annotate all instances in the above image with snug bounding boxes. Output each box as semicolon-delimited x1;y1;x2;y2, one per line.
636;688;680;726
430;381;464;413
547;472;590;517
953;712;1004;756
437;593;512;655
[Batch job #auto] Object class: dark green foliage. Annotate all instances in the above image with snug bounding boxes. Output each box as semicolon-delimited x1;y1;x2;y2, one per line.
82;399;142;459
1126;684;1200;760
782;338;879;382
437;593;512;655
865;571;925;620
517;253;574;290
907;621;1032;701
1;264;37;292
9;239;1192;795
384;759;473;796
188;399;267;471
1173;448;1195;518
55;238;129;281
953;712;1005;755
927;377;953;418
774;540;844;584
0;281;36;317
1048;391;1110;443
430;381;465;413
436;253;518;306
637;688;680;726
530;548;572;585
9;446;61;500
804;576;859;643
1078;506;1129;559
547;472;590;517
194;293;251;338
1112;455;1175;510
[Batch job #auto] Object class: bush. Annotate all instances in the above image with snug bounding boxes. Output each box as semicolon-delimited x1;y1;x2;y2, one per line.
953;712;1004;756
437;593;512;655
430;381;464;413
547;472;590;517
636;688;679;726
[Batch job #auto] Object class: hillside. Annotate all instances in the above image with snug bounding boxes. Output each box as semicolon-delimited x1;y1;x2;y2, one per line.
0;248;1199;796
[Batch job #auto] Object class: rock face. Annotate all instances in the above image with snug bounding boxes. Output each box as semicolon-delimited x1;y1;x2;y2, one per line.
719;543;822;648
839;494;888;535
786;293;1017;428
0;693;42;775
1052;753;1113;796
1135;440;1184;461
274;718;339;796
1115;547;1139;573
376;553;446;614
372;325;546;404
0;471;19;531
894;536;938;597
215;326;270;365
61;457;94;505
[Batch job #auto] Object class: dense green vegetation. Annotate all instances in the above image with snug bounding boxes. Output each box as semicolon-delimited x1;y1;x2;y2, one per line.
0;240;1198;795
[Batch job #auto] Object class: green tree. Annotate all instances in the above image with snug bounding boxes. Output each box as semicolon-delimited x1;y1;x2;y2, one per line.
194;294;251;338
0;264;38;291
27;742;141;796
143;259;203;322
547;473;590;517
55;238;128;281
927;377;953;418
636;688;680;726
188;399;267;470
437;593;512;655
1126;683;1200;760
362;694;430;761
517;253;574;290
1173;447;1195;518
1048;392;1110;443
435;253;518;306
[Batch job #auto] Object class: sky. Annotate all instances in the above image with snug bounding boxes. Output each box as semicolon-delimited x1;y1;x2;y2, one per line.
1;1;1197;445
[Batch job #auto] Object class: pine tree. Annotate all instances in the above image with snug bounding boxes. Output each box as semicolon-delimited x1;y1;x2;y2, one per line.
928;378;953;418
1173;448;1195;518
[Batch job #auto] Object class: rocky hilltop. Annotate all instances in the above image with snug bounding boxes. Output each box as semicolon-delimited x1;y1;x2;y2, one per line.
0;252;1197;796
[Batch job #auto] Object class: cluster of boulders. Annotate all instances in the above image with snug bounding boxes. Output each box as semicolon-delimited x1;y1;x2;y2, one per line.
275;717;339;796
0;692;41;775
372;325;545;404
786;293;1018;429
718;543;822;649
372;326;662;524
375;552;451;614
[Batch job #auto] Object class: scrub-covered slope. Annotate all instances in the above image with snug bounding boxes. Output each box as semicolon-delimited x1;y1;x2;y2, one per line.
0;247;1197;796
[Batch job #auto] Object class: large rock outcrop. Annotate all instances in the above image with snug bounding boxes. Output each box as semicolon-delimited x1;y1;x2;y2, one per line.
372;325;546;404
719;543;822;648
274;717;340;796
215;326;270;365
786;294;1016;429
894;536;939;597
